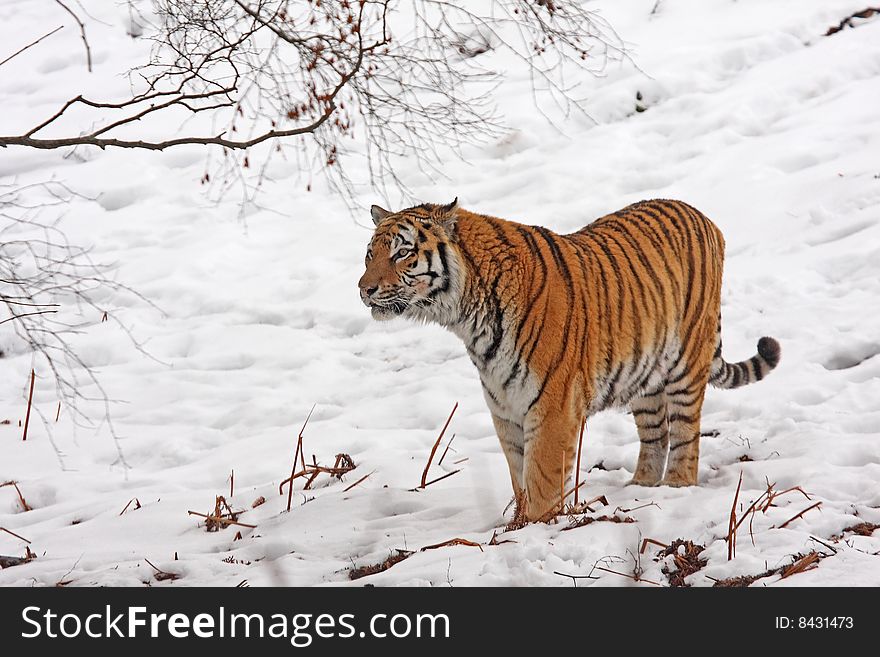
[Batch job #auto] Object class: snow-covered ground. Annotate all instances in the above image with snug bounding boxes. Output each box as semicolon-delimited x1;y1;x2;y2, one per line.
1;0;879;587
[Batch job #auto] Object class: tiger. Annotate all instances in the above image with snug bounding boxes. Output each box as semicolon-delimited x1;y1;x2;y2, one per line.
358;198;780;522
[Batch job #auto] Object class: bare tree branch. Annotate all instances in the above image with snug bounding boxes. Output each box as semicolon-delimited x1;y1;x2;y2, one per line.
53;0;92;72
0;1;626;204
0;26;64;68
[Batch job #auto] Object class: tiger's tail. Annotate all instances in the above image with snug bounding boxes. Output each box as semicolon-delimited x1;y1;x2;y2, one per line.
708;328;781;390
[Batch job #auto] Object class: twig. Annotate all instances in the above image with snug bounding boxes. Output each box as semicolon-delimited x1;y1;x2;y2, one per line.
187;511;256;529
22;369;35;441
53;0;91;72
640;537;668;554
343;470;375;492
554;570;599;586
0;527;31;543
727;472;743;560
229;469;234;498
592;565;660;586
420;538;483;552
119;497;141;515
437;433;455;466
421;402;458;488
0;25;63;68
55;401;61;422
284;405;314;512
614;501;660;514
776;502;823;529
144;558;180;582
574;418;585;505
412;469;460;490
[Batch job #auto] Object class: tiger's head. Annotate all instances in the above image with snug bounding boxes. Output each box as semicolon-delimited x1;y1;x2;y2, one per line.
358;199;462;323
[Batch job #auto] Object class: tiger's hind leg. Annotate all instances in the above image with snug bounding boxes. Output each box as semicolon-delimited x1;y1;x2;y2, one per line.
629;388;669;486
660;363;710;487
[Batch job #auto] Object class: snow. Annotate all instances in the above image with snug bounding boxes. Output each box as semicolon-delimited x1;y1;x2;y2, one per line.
1;0;879;587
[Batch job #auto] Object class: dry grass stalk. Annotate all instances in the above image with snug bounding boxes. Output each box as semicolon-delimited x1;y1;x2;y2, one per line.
437;433;456;466
452;457;468;465
145;558;180;582
776;501;822;529
420;538;484;552
119;497;142;515
229;469;234;498
574;418;586;505
343;470;375;493
283;405;315;511
726;471;743;560
780;551;820;579
304;455;321;490
421;402;458;489
0;481;31;512
0;526;31;543
22;369;35;441
349;550;413;581
55;401;61;422
413;469;461;490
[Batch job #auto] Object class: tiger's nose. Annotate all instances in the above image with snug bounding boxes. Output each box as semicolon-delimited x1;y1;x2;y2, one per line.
358;273;378;298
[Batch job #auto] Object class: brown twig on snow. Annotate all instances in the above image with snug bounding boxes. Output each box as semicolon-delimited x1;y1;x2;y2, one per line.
0;527;31;543
437;433;456;466
776;501;823;529
726;471;743;560
413;469;461;490
420;538;483;552
229;469;234;498
119;497;142;515
283;405;314;511
420;402;458;489
640;537;669;554
343;470;375;493
22;369;35;441
1;481;31;512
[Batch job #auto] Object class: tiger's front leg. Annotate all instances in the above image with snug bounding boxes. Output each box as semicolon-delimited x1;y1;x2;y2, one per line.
521;399;582;522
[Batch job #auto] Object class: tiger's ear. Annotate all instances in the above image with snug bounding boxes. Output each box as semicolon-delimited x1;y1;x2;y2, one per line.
438;197;459;234
370;205;392;226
